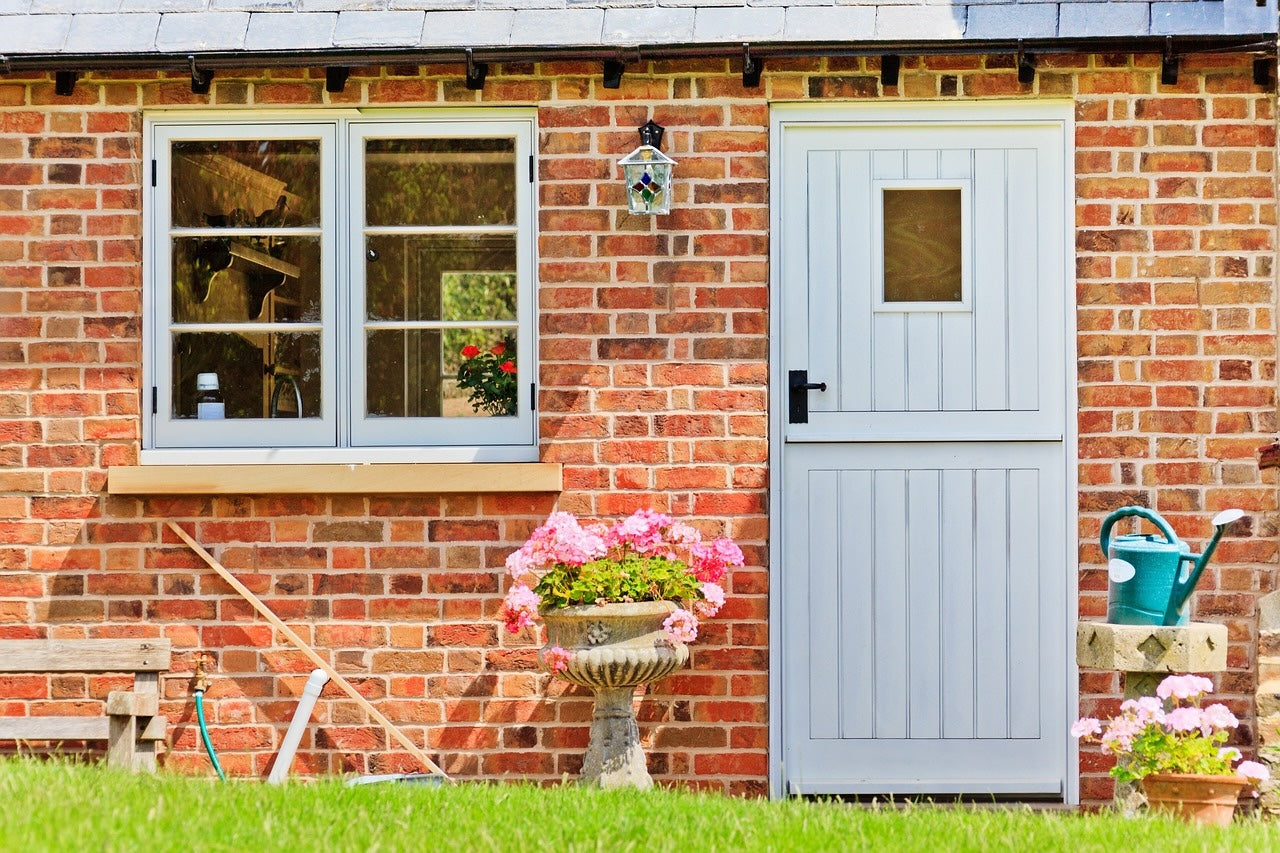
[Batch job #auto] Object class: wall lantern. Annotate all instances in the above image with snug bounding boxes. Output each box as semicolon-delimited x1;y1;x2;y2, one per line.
618;119;676;215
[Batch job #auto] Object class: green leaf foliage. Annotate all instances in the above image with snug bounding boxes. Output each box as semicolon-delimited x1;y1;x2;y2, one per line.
1113;727;1234;784
534;553;702;610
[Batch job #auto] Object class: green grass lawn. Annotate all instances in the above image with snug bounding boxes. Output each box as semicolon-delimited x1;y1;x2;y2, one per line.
2;759;1279;852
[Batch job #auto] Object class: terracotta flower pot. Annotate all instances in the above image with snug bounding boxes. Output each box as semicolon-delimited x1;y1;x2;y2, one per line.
1141;773;1249;827
539;601;689;789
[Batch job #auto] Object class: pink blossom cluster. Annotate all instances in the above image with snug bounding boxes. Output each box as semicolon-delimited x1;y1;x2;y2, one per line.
693;582;725;619
1238;760;1271;785
604;509;676;553
504;511;606;580
543;645;573;674
1157;674;1214;701
499;583;540;634
663;608;699;644
690;537;745;584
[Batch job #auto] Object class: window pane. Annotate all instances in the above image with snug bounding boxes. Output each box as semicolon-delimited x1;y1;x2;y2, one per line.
367;328;517;418
883;188;963;303
365;234;515;322
172;331;321;419
171;140;320;228
364;138;516;227
171;235;321;323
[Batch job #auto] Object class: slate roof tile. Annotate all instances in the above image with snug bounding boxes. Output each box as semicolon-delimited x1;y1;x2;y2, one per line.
875;5;966;38
693;6;785;39
332;8;425;44
66;12;162;52
783;6;875;40
33;0;120;11
510;8;603;43
420;8;513;44
1223;0;1274;33
603;7;695;42
1058;2;1149;37
244;9;338;49
0;10;68;51
155;11;251;49
966;4;1057;38
1151;0;1224;34
119;1;208;10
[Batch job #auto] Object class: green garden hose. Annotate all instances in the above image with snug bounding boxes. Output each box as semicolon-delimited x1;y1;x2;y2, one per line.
194;689;226;782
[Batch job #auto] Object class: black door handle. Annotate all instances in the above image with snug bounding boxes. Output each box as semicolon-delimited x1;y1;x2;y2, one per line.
788;369;827;424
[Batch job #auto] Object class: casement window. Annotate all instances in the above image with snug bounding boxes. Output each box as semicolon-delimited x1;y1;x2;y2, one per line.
143;111;536;463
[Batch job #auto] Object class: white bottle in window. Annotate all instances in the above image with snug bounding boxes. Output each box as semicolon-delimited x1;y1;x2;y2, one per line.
196;373;225;419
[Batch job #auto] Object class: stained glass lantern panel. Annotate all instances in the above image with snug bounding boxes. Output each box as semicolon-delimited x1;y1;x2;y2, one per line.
618;144;676;215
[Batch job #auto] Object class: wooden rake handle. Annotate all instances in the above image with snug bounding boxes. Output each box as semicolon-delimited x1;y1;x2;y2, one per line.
166;520;447;779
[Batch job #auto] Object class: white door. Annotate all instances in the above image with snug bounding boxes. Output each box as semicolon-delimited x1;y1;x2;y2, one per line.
773;104;1072;797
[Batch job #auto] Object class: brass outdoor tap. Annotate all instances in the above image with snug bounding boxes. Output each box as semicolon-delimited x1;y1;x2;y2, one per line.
193;651;210;693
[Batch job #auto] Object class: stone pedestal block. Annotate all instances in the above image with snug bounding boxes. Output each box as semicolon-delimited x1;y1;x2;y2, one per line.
1077;621;1230;813
1076;621;1228;699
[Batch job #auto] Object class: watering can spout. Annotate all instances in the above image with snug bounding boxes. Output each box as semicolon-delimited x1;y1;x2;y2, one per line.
1161;508;1245;626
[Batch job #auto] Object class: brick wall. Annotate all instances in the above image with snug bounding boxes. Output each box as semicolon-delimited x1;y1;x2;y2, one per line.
1068;52;1277;804
0;52;1274;804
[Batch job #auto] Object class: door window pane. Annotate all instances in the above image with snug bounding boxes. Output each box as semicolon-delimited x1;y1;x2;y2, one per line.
883;188;963;303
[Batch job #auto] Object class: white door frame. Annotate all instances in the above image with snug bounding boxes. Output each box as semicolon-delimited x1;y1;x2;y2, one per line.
766;100;1080;801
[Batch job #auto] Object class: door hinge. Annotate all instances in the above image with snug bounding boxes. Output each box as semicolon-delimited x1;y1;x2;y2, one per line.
528;154;534;183
529;381;536;411
150;386;157;415
151;160;157;188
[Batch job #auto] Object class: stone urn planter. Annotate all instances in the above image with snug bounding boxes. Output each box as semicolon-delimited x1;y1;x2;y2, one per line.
1142;773;1249;826
538;600;689;789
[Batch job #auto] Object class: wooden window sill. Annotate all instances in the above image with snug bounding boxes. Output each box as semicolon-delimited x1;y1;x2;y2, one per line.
107;463;562;495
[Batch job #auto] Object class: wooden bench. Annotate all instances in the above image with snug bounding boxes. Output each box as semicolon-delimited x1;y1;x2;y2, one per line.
0;638;171;771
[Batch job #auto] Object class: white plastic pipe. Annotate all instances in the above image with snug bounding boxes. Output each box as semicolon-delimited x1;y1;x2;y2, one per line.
268;668;330;784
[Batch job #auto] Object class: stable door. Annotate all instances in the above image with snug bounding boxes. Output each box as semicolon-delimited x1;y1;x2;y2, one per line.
774;104;1072;797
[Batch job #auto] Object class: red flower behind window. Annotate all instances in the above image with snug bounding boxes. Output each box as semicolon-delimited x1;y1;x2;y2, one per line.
456;337;518;416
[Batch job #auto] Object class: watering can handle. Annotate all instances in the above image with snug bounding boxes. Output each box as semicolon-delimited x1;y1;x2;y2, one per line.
1099;506;1181;557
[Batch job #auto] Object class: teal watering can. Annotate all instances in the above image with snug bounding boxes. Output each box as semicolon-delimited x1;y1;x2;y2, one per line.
1100;506;1244;626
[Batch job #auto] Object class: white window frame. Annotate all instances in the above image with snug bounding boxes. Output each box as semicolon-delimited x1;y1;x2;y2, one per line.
142;109;538;464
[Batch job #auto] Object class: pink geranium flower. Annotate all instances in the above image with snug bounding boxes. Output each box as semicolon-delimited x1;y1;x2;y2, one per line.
1200;703;1238;735
1070;717;1101;739
543;645;573;674
693;582;725;618
1238;760;1270;785
604;508;674;553
1164;706;1203;733
663;608;699;644
505;511;607;579
1156;674;1214;701
499;584;540;634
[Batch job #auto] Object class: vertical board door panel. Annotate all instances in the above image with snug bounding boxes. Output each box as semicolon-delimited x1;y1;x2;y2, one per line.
807;468;841;739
